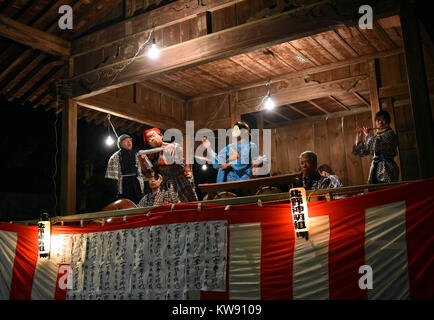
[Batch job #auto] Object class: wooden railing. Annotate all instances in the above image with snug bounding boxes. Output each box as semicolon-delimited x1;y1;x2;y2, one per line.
10;180;419;226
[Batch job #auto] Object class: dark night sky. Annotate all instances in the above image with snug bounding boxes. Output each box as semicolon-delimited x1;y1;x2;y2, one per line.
0;96;216;222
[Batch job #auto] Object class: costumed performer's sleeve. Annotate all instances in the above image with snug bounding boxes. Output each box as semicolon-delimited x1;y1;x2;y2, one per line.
211;147;228;170
105;154;120;201
230;142;257;171
352;140;370;157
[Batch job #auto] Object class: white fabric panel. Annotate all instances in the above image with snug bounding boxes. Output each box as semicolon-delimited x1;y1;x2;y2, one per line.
31;259;59;300
293;216;330;300
0;230;17;300
365;201;410;300
229;223;261;300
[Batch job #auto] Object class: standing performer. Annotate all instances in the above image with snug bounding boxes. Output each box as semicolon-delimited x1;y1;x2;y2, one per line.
352;110;399;184
138;128;198;203
105;134;145;204
202;121;258;183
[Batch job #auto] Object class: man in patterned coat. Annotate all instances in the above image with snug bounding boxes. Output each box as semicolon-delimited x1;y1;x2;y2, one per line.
105;134;145;204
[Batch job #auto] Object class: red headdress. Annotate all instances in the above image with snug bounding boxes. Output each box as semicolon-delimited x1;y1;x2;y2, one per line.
143;127;162;145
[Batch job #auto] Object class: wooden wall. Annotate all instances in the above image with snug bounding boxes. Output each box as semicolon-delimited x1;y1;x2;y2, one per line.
270;111;373;186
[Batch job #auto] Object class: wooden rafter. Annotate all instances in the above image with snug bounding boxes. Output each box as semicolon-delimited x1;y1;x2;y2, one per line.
306;99;329;114
10;60;63;102
272;108;293;121
328;95;351;111
0;13;70;56
286;104;311;118
76;93;183;130
2;53;47;94
25;67;64;104
353;91;371;107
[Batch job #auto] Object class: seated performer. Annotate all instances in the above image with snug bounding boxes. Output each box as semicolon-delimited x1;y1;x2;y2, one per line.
352;110;399;184
137;174;180;207
292;151;343;190
105;134;145;204
138;128;198;203
202;121;258;183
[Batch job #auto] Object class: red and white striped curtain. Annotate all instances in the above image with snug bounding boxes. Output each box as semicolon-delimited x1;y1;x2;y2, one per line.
1;178;433;300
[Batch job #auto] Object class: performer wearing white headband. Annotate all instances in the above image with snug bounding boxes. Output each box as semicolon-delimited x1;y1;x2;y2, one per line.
202;121;258;184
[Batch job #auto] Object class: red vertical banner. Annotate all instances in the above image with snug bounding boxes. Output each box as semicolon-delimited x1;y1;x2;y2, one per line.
9;226;39;300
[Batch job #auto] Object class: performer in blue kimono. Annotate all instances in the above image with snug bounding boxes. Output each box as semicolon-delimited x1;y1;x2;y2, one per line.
202;121;258;183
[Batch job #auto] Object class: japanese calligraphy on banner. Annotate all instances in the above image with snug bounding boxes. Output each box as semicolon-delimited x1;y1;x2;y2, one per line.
289;188;309;232
50;220;227;300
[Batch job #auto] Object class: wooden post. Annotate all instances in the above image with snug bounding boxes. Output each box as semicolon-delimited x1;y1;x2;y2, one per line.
229;91;239;143
383;97;403;181
400;0;434;179
59;59;77;215
256;113;264;155
368;59;381;127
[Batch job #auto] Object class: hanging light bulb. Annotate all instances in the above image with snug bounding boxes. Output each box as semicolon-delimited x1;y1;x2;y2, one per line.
263;81;275;110
147;38;160;59
202;164;207;171
105;135;114;146
264;93;275;110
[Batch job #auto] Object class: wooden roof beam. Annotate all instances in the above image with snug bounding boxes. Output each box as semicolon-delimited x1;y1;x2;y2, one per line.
0;13;70;57
76;93;183;130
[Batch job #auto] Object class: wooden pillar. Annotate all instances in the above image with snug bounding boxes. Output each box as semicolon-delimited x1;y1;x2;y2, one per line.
368;59;381;127
255;113;264;155
229;91;239;143
400;0;434;179
59;57;77;215
60;97;77;215
383;97;403;181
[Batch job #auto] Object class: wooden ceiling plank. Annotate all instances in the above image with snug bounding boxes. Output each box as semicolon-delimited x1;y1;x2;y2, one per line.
2;53;47;94
286;104;311;118
7;59;62;101
0;48;33;84
306;99;329;114
22;66;65;105
72;0;243;55
271;108;294;121
353;91;371;107
0;13;70;56
72;0;123;39
335;26;377;56
138;81;188;102
188;48;402;102
312;31;359;61
329;95;351;111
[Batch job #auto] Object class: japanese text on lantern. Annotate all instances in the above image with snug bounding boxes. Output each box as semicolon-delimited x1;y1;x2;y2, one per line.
289;188;309;232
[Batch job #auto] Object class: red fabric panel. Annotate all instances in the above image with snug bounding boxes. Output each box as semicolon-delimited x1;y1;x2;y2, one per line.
5;224;39;300
403;179;434;299
260;206;294;300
